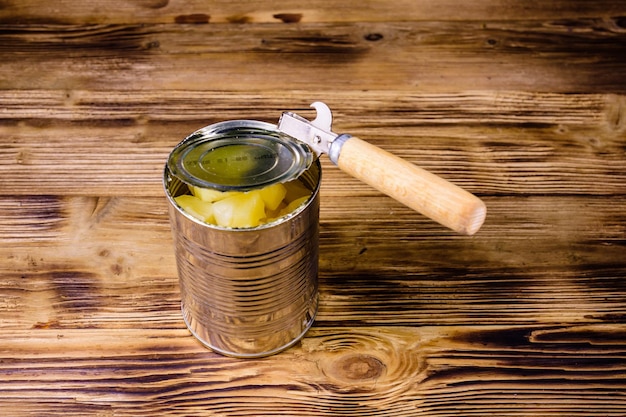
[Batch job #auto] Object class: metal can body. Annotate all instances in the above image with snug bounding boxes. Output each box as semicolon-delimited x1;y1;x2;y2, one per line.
164;121;320;358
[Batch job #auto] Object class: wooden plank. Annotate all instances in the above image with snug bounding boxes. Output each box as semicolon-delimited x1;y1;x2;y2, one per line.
2;0;626;24
1;90;624;196
0;325;623;415
1;194;624;329
1;20;625;92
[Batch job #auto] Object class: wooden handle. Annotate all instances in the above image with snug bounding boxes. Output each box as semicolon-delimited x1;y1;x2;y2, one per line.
334;136;486;235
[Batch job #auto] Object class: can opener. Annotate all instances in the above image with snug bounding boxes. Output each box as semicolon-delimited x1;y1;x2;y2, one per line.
278;102;486;235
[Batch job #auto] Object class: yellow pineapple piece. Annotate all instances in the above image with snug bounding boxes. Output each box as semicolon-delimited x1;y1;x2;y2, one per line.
191;185;237;203
278;196;310;217
257;183;287;211
185;179;312;228
174;194;215;223
213;191;265;228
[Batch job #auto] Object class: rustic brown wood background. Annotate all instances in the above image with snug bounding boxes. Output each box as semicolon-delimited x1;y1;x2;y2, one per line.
1;1;625;416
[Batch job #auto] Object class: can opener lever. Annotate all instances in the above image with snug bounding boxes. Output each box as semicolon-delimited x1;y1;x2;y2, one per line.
278;101;486;235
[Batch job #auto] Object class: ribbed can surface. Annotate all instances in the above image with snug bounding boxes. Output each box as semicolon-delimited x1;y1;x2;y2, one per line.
163;121;320;357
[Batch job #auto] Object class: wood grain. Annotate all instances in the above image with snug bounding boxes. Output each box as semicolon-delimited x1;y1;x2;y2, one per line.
1;19;626;92
1;0;626;24
1;194;624;328
0;325;623;416
1;90;624;196
1;1;626;415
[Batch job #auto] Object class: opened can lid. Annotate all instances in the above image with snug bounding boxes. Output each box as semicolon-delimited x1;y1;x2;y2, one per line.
167;120;314;191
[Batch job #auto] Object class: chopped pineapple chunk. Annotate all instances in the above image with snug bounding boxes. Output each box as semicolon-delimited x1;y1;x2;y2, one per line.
257;183;287;211
191;185;237;202
179;180;312;228
213;192;265;228
279;196;310;217
174;194;215;223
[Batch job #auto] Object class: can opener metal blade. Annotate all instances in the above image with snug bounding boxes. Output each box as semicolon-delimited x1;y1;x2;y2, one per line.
278;101;486;235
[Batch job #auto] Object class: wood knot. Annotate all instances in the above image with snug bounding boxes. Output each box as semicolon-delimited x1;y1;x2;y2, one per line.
364;33;384;42
134;0;169;9
175;14;210;24
332;354;385;382
613;16;626;29
273;13;303;24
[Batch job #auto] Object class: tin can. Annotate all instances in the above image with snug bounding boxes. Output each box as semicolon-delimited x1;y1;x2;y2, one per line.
163;120;320;357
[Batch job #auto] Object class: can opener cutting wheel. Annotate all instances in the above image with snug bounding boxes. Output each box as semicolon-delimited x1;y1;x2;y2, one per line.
278;101;486;235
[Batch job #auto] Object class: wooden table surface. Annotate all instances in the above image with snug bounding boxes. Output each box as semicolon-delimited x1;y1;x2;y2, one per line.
1;1;626;416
